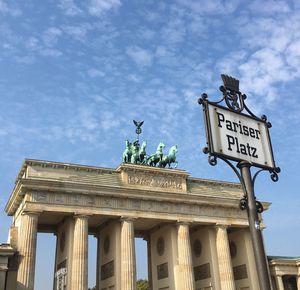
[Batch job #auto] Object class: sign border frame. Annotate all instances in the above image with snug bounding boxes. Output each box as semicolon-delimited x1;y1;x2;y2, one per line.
202;99;277;171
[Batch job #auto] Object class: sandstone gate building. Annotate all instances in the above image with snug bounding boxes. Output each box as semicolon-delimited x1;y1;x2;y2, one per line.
1;159;299;290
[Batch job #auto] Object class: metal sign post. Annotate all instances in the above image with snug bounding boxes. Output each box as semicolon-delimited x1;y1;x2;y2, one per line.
198;75;280;290
238;161;272;290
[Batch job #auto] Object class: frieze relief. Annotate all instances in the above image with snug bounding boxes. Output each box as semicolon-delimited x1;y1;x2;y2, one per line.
29;191;246;220
127;173;184;191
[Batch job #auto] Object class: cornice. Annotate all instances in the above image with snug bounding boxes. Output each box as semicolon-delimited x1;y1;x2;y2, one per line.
5;176;242;216
116;162;189;176
5;159;267;216
187;176;242;189
16;159;116;181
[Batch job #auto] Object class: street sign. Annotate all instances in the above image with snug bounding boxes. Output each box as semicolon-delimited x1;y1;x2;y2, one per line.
198;74;280;290
203;102;276;170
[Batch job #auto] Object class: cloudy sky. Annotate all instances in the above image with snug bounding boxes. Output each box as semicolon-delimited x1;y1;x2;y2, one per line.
1;0;300;288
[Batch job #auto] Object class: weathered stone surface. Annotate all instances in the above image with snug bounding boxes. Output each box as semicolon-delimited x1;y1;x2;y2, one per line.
2;159;278;290
120;218;136;290
177;223;195;290
16;212;39;290
70;215;88;290
215;225;235;290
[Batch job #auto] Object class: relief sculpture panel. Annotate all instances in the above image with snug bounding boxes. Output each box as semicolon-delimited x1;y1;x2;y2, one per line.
127;173;184;191
28;190;246;222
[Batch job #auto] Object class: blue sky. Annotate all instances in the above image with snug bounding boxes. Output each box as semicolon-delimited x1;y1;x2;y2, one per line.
1;0;300;289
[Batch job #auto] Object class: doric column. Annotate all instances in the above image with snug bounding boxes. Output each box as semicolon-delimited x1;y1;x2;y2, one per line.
120;217;136;290
71;215;89;290
275;275;284;290
215;224;235;290
297;274;300;290
177;223;195;290
16;211;39;290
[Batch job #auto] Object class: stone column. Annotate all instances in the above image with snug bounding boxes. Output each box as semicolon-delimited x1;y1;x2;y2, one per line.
120;218;136;290
71;215;89;290
16;211;39;290
177;223;195;290
215;224;235;290
275;275;284;290
297;274;300;290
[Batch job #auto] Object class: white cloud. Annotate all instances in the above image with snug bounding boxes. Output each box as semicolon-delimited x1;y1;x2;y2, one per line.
63;23;93;40
127;74;142;83
58;0;83;16
87;68;105;78
176;0;239;15
14;55;35;64
155;46;167;58
88;0;121;16
40;49;63;57
126;46;153;68
25;37;40;51
0;0;21;16
286;40;300;69
100;111;120;130
78;107;99;130
90;95;108;103
248;0;291;15
216;6;300;106
161;18;186;45
43;27;62;47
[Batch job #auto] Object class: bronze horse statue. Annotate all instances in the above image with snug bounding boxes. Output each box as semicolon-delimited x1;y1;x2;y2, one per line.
158;145;178;168
122;140;132;163
147;142;165;166
131;140;147;164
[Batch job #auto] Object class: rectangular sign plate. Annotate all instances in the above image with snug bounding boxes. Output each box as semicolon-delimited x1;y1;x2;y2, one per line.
204;102;276;169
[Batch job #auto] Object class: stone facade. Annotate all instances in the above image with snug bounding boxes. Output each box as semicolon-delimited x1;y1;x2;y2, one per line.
269;256;300;290
0;159;297;290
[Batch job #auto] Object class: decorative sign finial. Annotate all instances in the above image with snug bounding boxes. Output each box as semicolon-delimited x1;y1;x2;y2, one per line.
221;74;239;92
220;74;244;112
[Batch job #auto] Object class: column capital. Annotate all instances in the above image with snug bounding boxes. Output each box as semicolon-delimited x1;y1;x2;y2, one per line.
215;223;230;230
73;213;91;219
120;216;136;222
177;220;192;226
22;210;42;216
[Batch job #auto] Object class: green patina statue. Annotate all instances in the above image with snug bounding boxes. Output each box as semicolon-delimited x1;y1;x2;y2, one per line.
139;140;147;163
122;140;132;163
130;140;147;164
146;142;165;166
122;120;178;168
158;145;178;168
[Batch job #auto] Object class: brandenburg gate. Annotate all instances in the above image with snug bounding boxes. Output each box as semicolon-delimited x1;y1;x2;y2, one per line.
2;79;300;290
3;158;264;290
